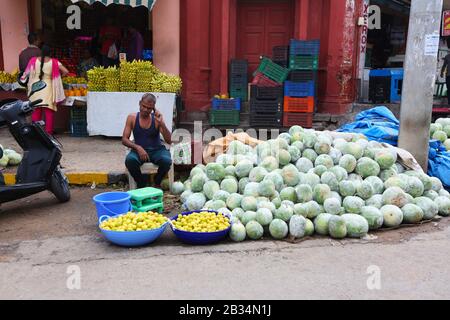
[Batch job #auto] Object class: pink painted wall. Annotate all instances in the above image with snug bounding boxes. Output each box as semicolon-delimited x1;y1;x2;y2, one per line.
152;0;180;75
0;0;30;72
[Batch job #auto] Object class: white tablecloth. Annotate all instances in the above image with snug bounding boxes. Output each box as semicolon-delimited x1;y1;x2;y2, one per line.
87;92;176;137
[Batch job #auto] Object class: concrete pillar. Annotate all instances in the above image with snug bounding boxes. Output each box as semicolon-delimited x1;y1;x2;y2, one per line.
398;0;443;171
152;0;180;75
318;0;358;114
0;0;29;72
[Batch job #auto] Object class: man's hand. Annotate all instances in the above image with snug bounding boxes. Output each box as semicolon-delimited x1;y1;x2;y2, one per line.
154;110;164;126
153;109;172;145
136;146;149;162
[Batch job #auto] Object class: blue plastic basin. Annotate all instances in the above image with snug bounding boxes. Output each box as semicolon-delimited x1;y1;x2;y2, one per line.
170;210;231;245
99;214;168;247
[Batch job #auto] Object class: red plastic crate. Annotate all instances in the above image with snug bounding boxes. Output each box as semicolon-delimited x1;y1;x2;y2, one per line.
283;97;315;113
283;112;313;128
251;72;280;87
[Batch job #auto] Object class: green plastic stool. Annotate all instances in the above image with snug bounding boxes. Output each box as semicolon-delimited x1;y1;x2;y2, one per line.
134;203;164;214
128;187;164;212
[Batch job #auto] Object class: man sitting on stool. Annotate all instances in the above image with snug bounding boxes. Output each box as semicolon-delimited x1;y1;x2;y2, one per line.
123;93;172;189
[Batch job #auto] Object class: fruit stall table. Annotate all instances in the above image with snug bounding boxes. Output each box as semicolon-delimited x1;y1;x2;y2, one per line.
53;97;88;134
0;84;27;102
86;92;176;137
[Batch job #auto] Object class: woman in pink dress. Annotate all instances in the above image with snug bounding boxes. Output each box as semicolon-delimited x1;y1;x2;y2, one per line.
22;45;69;135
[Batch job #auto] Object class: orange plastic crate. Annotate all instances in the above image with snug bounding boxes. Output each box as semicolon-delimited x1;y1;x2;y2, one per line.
283;96;315;113
283;112;313;128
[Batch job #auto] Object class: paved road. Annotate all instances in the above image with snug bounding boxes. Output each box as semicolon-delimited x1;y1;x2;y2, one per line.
1;188;450;300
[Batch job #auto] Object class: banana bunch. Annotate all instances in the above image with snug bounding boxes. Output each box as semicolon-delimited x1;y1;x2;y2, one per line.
149;72;164;92
63;76;87;85
136;61;157;92
104;67;120;92
162;74;183;93
0;71;17;84
83;61;183;93
120;61;139;92
10;70;19;83
151;72;183;93
87;67;106;91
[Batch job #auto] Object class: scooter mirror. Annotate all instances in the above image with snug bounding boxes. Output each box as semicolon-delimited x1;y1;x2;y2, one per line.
29;81;47;98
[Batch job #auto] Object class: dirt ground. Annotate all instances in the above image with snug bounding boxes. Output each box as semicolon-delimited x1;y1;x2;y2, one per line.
0;187;448;249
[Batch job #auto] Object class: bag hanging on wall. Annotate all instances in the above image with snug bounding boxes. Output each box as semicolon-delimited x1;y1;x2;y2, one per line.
108;43;118;60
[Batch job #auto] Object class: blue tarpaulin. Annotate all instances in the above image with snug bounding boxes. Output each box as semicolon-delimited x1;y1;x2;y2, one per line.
428;140;450;189
339;107;400;145
339;106;450;188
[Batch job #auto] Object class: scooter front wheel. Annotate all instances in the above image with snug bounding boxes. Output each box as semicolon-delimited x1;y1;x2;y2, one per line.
50;168;71;203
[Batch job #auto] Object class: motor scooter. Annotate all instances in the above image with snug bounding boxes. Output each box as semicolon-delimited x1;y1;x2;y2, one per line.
0;81;70;204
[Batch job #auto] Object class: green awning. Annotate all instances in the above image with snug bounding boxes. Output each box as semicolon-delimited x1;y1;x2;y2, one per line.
71;0;156;10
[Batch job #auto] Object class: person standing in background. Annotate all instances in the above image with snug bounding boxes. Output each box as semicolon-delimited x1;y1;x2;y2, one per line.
21;45;69;135
19;33;42;74
126;26;144;62
440;50;450;105
77;48;99;78
99;18;121;67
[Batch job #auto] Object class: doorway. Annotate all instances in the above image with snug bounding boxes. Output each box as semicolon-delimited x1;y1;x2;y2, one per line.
236;0;295;75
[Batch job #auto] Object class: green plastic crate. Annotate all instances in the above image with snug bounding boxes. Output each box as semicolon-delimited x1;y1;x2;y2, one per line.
209;110;240;126
255;57;290;83
289;55;319;70
70;120;88;137
70;106;87;121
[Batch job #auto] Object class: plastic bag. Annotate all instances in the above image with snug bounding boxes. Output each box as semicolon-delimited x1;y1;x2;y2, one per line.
107;43;118;60
172;142;192;165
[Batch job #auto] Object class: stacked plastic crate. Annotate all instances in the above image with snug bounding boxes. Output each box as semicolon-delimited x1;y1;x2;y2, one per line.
283;39;320;128
209;97;241;126
249;85;284;128
229;59;249;101
209;60;247;126
250;57;289;127
70;106;89;137
273;46;289;68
